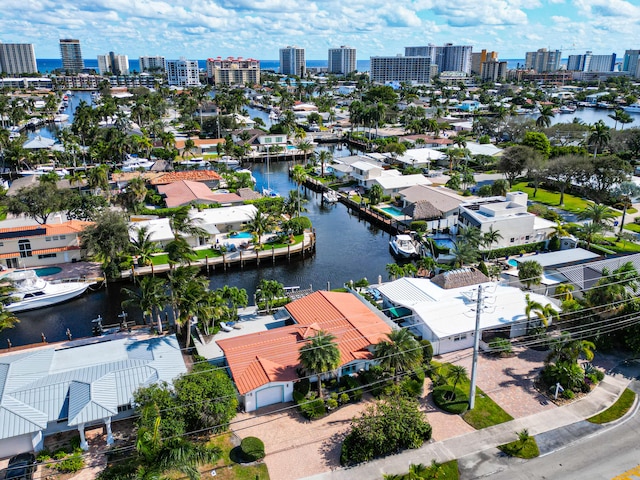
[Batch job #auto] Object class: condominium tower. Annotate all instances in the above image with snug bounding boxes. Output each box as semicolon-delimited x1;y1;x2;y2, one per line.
525;48;562;72
139;56;166;73
567;52;616;72
97;52;129;75
370;55;431;84
165;58;200;86
471;50;498;76
405;43;472;74
328;46;357;75
0;43;37;75
623;50;640;78
279;46;305;76
206;57;260;86
59;39;84;73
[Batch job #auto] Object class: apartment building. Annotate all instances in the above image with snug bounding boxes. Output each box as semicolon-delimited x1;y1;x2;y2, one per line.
97;52;129;75
328;46;357;75
567;52;616;72
471;49;498;76
405;43;472;74
481;60;508;82
623;49;640;78
525;48;562;72
370;55;431;84
59;39;84;73
139;55;166;73
206;57;260;86
0;43;37;75
165;58;200;87
279;46;305;76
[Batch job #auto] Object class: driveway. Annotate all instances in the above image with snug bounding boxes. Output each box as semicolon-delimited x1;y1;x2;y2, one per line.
232;345;556;479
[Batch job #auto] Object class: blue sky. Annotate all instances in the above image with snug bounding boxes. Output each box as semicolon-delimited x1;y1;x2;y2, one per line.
1;0;638;60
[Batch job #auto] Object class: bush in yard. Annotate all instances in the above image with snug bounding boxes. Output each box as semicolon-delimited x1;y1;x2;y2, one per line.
294;378;311;396
488;337;513;356
56;454;84;473
340;394;432;465
432;385;469;414
420;340;433;363
358;365;390;397
240;436;265;462
339;375;363;402
400;377;424;398
327;397;339;410
339;393;350;404
298;393;327;420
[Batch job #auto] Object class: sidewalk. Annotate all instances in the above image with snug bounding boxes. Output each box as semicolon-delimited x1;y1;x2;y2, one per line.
304;374;631;479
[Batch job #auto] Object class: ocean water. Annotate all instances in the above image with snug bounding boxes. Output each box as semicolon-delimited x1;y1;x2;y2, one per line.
37;58;527;74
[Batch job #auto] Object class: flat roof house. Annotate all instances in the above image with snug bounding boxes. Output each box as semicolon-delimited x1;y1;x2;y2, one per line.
0;334;186;458
217;291;392;412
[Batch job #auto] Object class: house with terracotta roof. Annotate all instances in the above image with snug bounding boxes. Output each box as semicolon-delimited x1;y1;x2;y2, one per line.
149;170;222;188
174;137;225;157
0;219;93;269
217;291;392;412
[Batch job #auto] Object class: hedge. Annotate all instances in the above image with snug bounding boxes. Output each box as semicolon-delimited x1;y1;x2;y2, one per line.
240;436;265;462
483;241;546;259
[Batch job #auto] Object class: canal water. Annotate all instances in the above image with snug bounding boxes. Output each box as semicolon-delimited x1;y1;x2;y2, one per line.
0;159;396;348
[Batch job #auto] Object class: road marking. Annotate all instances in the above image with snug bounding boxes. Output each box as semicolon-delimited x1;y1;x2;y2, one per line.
612;464;640;479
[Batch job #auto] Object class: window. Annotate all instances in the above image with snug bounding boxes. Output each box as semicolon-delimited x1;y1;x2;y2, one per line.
342;364;357;375
52;236;59;241
18;239;32;258
118;403;133;413
45;237;51;242
0;242;3;247
38;253;57;259
510;237;515;243
59;235;66;240
525;235;530;240
453;333;467;342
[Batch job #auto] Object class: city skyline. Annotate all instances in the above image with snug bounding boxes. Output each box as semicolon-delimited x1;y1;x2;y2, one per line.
0;0;637;61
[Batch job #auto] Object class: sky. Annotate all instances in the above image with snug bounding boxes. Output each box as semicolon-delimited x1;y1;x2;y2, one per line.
1;0;639;61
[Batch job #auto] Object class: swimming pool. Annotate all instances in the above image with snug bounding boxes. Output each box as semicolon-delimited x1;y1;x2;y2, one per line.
381;206;404;217
229;231;253;239
286;145;297;151
265;319;294;330
432;238;455;250
508;259;519;267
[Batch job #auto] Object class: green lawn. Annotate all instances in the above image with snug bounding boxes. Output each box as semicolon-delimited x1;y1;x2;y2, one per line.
600;237;640;254
587;388;636;424
203;433;269;480
262;234;304;249
149;248;222;266
462;387;514;429
512;182;591;213
498;437;540;459
623;223;640;233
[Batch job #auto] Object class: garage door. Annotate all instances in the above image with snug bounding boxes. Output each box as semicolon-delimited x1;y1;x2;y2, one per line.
0;434;34;459
256;386;284;409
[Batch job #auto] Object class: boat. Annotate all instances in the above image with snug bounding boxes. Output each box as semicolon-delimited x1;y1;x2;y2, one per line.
389;234;418;258
2;270;90;312
18;166;69;177
322;190;339;203
262;187;280;198
559;105;576;114
623;104;640;113
121;154;155;172
53;114;69;123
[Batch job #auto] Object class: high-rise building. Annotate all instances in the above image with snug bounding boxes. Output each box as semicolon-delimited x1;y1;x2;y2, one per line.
206;57;260;86
0;43;37;75
279;46;305;76
59;39;84;73
481;60;508;82
525;48;562;72
405;44;471;74
567;52;616;72
165;58;200;86
139;56;166;73
328;46;357;75
471;50;498;76
370;55;431;84
97;52;129;75
623;50;640;77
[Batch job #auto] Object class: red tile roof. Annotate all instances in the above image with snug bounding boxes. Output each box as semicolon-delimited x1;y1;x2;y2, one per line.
0;245;80;259
0;220;93;236
150;170;222;185
157;180;218;208
218;291;391;394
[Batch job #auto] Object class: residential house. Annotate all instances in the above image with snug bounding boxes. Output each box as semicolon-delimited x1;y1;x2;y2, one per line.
0;219;92;269
150;170;222;189
387;148;446;170
174;138;226;157
0;334;186;457
256;133;289;153
376;272;556;355
398;185;466;231
350;160;384;188
217;291;392;412
457;192;554;248
157;180;227;208
373;174;432;197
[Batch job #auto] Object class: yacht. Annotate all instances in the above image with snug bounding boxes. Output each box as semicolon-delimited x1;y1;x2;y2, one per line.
559;105;576;114
3;270;90;312
322;190;339;203
389;234;418;258
121;155;155;172
623;104;640;114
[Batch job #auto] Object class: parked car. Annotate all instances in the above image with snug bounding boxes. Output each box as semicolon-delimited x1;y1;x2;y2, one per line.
5;452;37;480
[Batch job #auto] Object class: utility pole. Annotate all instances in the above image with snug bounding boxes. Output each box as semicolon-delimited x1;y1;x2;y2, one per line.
469;284;483;410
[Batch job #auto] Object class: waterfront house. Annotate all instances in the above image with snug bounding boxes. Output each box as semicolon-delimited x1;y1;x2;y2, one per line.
174;137;225;157
373;174;432;197
376;272;556;355
0;218;92;269
350;160;384;189
398;185;466;231
149;170;222;189
0;334;186;457
256;133;289;153
157;180;230;208
217;291;392;412
458;192;554;249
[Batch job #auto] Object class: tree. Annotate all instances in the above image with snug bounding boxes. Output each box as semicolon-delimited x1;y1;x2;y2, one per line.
166;236;196;269
577;203;616;227
525;293;559;332
80;210;131;279
518;260;543;290
175;275;209;348
498;145;533;186
482;226;503;256
247;210;276;247
613;181;640;235
317;150;332;178
447;365;468;398
386;262;405;281
121;276;167;332
0;282;18;333
3;183;65;224
219;285;248;322
522;131;551;158
298;330;341;397
536;105;555;129
588;155;632;203
451;240;478;267
374;329;423;381
545;154;592;206
545;332;595;366
491;179;509;197
525;152;547;198
256;278;285;313
86;164;110;196
130;225;158;270
588;120;611;158
291;164;308;217
368;183;383;205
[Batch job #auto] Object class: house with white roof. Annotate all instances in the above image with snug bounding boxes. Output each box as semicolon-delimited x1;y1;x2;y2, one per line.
376;272;556;355
351;160;384;188
388;148;447;170
373;174;432;197
0;334;186;458
458;192;555;249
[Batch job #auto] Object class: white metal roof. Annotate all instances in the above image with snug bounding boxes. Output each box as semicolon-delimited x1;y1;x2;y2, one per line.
512;248;600;269
0;334;186;440
375;174;432;190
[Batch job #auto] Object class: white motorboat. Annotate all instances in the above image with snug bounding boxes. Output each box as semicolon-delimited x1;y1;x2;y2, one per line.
623;104;640;114
322;190;339;203
389;234;418;258
3;270;90;312
559;105;576;114
19;166;69;177
121;155;155;172
262;187;280;198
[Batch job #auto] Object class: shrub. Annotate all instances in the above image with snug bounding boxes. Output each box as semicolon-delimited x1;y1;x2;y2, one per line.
339;393;350;404
432;385;469;414
292;390;305;403
477;185;493;197
54;450;67;460
479;134;491;144
580;381;591;393
298;394;327;420
294;378;311;396
327;397;339;410
240;436;265;462
595;369;605;382
56;454;84;473
36;450;51;463
412;366;426;383
488;337;513;356
410;221;428;232
283;216;312;235
420;340;434;363
563;389;575;400
339;375;363;402
359;366;390;397
401;378;424;398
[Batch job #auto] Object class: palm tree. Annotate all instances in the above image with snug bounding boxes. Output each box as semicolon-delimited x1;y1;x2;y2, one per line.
130;225;158;272
176;276;209;348
608;109;625;130
168;206;208;240
518;260;543;290
374;329;423;381
0;282;19;333
121;276;168;332
482;226;503;259
524;293;558;332
87;164;109;196
317;150;332;178
291;164;308;217
166;237;196;269
219;285;248;322
547;220;570;240
297;140;315;165
415;256;437;278
536;104;555;129
613;181;640;235
298;330;341;397
554;284;575;302
247;210;276;247
386;262;405;280
545;332;595;365
256;279;285;313
577;221;604;250
588;120;611;158
447;365;468;398
451;240;478;267
577;203;616;227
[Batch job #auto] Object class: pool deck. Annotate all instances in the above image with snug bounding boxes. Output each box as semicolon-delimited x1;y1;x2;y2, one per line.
0;261;104;283
192;306;284;360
